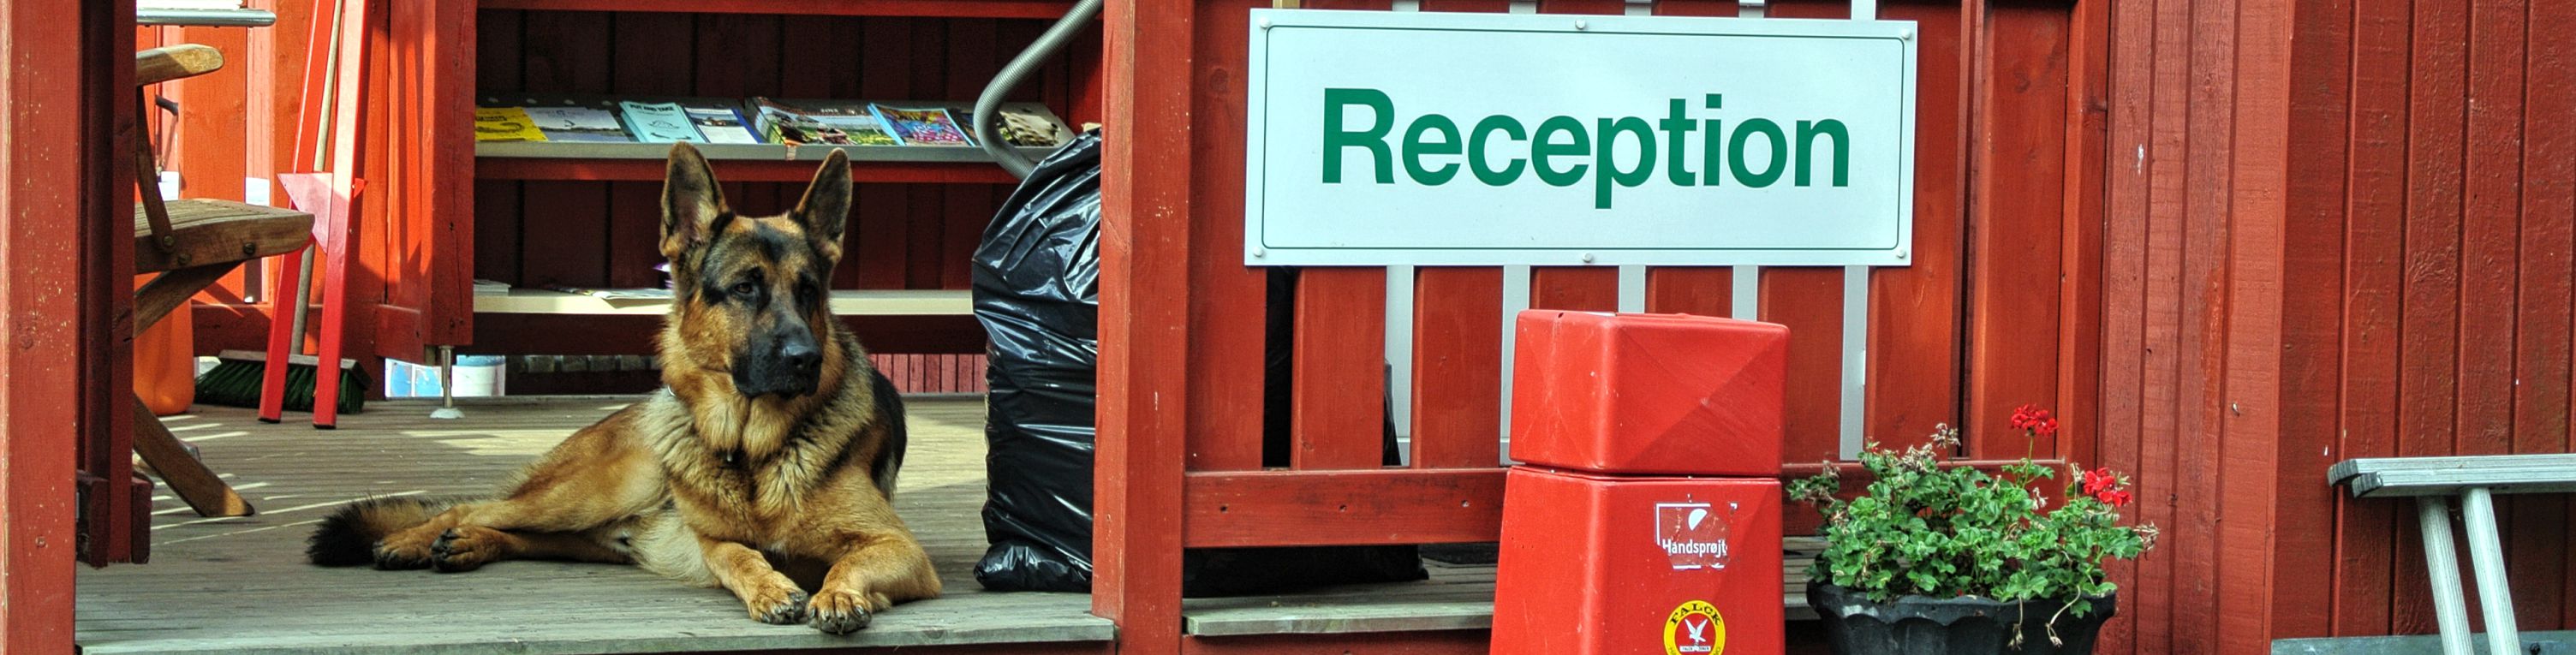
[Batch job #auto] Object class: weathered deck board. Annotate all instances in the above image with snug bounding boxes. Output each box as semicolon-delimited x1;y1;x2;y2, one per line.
77;397;1112;655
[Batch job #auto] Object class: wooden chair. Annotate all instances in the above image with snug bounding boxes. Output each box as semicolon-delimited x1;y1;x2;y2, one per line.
130;44;313;517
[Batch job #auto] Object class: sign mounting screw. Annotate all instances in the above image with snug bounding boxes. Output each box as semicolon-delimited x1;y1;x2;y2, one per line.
1899;27;1914;40
1895;248;1910;260
1581;253;1596;263
1252;247;1268;258
1259;17;1273;29
1574;20;1589;30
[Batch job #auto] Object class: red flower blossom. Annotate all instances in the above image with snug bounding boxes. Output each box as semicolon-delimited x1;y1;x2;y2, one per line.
2099;489;2132;507
2082;467;2114;496
2010;404;2041;430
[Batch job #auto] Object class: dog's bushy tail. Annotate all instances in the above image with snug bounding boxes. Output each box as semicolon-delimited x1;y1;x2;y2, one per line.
306;496;456;566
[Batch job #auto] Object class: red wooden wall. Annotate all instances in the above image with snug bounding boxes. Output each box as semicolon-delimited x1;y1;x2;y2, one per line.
2100;0;2576;652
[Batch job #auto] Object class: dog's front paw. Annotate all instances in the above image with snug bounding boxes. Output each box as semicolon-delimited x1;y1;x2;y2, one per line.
431;527;497;573
746;586;810;625
806;588;886;634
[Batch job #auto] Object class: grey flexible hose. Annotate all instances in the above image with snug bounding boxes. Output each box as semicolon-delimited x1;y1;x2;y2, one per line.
974;0;1102;179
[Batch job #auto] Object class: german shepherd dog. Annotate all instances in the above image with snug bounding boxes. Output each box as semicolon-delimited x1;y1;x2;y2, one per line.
307;144;940;634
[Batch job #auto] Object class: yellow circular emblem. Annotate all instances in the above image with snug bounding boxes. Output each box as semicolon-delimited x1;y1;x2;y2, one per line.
1662;599;1726;655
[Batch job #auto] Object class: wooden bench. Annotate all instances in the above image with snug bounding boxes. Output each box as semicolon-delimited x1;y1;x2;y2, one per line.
2326;454;2576;655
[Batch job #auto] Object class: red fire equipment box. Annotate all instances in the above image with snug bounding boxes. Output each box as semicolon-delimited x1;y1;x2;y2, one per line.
1494;310;1789;655
1492;467;1785;655
1507;310;1787;477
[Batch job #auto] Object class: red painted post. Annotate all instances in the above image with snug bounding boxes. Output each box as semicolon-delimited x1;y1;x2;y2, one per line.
3;0;128;649
1094;0;1194;652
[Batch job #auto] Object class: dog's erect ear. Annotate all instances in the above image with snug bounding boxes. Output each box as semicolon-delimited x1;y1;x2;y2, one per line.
791;150;851;262
660;143;730;260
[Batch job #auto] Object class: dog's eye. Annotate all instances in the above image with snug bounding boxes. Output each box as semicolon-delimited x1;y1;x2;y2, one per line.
730;281;758;297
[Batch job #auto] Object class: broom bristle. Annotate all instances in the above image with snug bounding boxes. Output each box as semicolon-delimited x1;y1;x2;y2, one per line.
192;356;369;414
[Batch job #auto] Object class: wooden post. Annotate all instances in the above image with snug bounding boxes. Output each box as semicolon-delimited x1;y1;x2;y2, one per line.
3;0;129;649
1094;0;1192;652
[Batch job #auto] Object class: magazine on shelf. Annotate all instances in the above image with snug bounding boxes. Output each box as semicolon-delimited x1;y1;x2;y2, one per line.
617;101;707;143
869;105;975;146
752;98;899;146
957;106;1065;147
522;102;634;143
681;104;764;144
542;285;673;305
474;107;547;142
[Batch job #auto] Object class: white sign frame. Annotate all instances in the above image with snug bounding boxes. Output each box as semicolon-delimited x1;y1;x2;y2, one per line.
1243;9;1918;267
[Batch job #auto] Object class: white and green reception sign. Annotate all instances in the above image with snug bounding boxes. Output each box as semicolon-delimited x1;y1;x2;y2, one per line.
1243;9;1917;266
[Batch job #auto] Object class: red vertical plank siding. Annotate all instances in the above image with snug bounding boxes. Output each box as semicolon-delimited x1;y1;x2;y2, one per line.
859;18;921;290
2219;0;2291;648
2519;0;2576;628
1644;267;1731;317
2132;0;2191;648
2271;0;2352;641
2395;0;2468;634
1181;0;1269;473
2098;0;2151;646
1529;268;1618;311
1292;269;1389;470
1762;271;1846;466
2330;0;2410;637
1869;0;1966;449
2058;0;2108;467
903;19;953;290
1411;268;1503;470
2457;0;2520;461
1965;4;2067;457
2462;0;2532;625
2171;0;2239;646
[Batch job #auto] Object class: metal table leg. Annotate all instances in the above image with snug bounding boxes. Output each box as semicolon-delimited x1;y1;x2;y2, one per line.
2421;495;2474;655
2460;487;2521;655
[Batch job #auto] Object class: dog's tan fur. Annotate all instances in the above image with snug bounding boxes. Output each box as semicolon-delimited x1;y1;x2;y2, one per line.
308;145;939;634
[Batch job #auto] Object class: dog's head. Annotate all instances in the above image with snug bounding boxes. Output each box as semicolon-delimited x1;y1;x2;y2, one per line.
659;143;850;400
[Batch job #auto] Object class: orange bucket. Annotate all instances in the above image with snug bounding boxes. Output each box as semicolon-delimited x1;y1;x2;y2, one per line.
134;274;195;415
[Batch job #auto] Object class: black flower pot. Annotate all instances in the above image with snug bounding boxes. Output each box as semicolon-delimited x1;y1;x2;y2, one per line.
1808;581;2116;655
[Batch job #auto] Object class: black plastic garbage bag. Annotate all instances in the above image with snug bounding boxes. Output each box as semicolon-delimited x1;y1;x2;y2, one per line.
971;129;1425;594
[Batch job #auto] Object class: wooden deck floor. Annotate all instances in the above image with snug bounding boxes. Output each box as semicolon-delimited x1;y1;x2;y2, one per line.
78;396;1118;654
79;396;1810;654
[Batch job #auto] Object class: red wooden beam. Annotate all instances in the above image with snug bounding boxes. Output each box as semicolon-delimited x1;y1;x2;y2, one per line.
474;157;1024;184
480;0;1080;20
1183;468;1504;549
4;0;123;648
1094;0;1195;653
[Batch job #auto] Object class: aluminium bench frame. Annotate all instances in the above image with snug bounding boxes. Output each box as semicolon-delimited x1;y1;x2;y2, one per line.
2328;453;2576;655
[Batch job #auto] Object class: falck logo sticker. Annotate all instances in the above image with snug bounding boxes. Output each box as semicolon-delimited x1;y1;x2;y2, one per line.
1662;599;1726;655
1655;502;1733;570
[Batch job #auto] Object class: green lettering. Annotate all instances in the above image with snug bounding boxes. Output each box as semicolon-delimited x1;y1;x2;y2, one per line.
1531;116;1589;188
1702;118;1724;187
1404;115;1464;185
1469;116;1528;186
1728;117;1786;188
1660;98;1696;187
1322;88;1394;184
1796;119;1850;187
1595;116;1655;209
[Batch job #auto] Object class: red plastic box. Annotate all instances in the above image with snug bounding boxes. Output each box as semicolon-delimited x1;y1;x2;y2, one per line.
1508;310;1787;476
1490;467;1785;655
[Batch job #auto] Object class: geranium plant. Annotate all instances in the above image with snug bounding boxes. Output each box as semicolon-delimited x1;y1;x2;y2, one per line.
1788;405;2158;636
